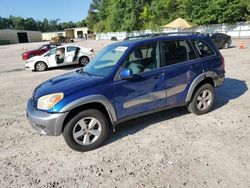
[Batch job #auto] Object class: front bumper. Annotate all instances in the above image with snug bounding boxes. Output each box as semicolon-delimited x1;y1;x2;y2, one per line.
26;98;68;136
24;63;34;70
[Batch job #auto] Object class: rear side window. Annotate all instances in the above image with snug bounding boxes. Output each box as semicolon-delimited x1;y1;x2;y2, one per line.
193;40;215;57
67;46;77;52
161;40;197;66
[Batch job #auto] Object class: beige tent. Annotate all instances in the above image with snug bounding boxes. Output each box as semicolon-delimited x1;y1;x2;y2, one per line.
162;17;193;29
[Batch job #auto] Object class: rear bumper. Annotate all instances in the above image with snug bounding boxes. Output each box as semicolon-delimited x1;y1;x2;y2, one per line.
214;74;225;87
26;98;68;136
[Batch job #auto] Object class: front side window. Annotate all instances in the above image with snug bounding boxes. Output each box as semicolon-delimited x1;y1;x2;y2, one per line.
193;40;215;57
82;46;127;77
122;43;159;74
161;40;197;66
47;48;57;55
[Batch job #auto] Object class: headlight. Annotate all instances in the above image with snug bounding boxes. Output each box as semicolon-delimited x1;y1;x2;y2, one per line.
37;93;64;110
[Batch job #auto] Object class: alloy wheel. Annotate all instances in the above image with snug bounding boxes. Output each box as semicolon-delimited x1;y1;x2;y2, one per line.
196;89;212;111
80;57;89;66
36;63;46;71
72;117;102;145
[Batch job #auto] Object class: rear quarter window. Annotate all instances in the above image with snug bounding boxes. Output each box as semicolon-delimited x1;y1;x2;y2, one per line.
193;40;215;57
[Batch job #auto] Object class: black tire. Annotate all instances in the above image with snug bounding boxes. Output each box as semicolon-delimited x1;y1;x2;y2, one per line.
79;56;90;67
187;83;215;115
223;42;229;49
35;61;47;72
63;109;109;152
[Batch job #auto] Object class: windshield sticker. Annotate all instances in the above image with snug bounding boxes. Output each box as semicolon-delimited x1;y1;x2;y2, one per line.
115;46;128;52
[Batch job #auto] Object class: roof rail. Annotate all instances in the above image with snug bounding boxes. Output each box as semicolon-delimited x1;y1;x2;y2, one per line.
123;32;206;41
152;32;203;36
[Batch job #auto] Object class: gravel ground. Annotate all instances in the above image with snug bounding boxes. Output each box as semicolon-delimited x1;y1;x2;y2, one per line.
0;39;250;188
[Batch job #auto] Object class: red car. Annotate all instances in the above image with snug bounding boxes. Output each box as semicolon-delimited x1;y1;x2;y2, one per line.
22;44;58;60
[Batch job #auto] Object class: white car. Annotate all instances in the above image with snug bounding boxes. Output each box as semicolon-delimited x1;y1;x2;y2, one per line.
25;45;95;71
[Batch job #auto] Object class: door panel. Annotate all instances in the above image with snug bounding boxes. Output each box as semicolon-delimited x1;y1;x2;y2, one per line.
164;62;198;106
114;70;166;119
160;39;202;105
65;46;79;65
47;54;57;67
113;42;167;119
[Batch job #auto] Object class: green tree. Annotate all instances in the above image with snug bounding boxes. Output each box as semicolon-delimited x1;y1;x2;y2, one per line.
180;0;210;25
86;12;100;30
42;18;50;32
76;19;87;27
0;17;11;29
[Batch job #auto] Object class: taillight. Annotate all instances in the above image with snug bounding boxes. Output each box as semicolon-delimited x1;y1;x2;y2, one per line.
221;55;225;70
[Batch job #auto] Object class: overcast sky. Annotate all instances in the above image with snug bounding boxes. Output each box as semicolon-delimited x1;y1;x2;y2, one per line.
0;0;92;22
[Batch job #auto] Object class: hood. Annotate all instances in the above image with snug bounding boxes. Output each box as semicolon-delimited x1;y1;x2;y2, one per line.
33;70;102;99
24;49;43;55
26;55;42;63
24;49;37;54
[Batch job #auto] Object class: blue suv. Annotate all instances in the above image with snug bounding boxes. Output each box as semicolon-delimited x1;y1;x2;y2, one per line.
26;33;225;152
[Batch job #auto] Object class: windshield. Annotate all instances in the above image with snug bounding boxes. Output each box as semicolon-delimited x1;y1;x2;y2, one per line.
37;45;48;50
82;45;128;77
46;48;57;56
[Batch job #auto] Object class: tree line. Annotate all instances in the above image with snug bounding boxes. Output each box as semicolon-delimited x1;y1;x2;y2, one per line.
86;0;250;32
0;16;87;32
1;0;249;33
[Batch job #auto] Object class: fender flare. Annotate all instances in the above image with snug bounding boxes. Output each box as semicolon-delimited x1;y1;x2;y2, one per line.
185;71;217;102
59;95;117;124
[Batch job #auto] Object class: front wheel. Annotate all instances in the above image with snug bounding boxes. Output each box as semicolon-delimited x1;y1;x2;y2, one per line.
35;61;47;71
79;56;90;67
187;83;215;115
63;109;109;152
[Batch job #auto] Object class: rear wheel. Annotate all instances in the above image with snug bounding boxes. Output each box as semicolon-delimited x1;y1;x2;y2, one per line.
223;42;229;49
63;109;109;152
187;83;215;115
35;61;47;71
79;56;90;67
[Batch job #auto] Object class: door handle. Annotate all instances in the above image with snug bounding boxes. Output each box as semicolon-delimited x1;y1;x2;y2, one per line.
154;73;165;79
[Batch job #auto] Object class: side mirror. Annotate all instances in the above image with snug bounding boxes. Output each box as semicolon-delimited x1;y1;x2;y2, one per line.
120;68;133;80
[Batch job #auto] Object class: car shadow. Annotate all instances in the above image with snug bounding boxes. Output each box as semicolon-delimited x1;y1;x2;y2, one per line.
46;65;81;71
0;68;25;74
105;77;248;146
219;45;237;50
214;77;248;109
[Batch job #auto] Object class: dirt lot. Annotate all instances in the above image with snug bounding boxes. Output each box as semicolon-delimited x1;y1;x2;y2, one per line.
0;39;250;188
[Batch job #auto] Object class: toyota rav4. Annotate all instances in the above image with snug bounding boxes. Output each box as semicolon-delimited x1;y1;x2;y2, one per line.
26;33;225;152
